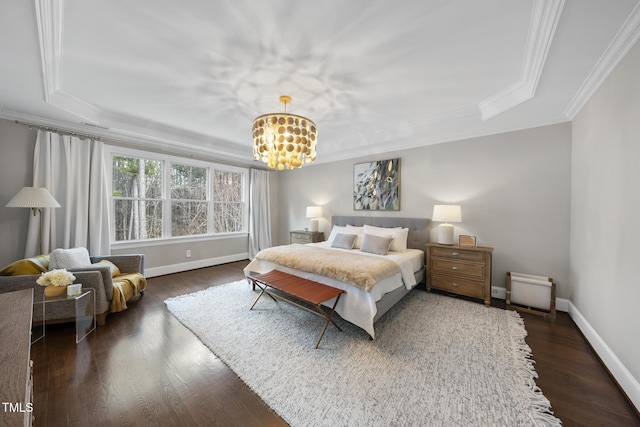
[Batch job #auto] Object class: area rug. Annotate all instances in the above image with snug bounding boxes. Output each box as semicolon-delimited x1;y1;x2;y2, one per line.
165;280;561;427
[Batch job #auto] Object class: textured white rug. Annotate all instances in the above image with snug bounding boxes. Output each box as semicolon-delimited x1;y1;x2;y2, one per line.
165;280;561;427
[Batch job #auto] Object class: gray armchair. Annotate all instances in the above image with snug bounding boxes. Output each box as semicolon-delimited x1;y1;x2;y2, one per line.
0;254;145;325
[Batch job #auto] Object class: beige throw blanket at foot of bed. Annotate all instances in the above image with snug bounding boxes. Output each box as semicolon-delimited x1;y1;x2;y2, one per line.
255;244;399;291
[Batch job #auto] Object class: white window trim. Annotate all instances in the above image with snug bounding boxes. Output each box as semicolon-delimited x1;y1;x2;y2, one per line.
106;145;249;245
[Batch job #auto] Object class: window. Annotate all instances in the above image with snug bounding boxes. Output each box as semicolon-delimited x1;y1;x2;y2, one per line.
213;170;244;233
171;163;208;237
109;148;248;243
112;156;163;241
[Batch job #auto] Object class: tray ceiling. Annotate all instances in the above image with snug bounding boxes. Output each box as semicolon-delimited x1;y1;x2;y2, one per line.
1;0;639;165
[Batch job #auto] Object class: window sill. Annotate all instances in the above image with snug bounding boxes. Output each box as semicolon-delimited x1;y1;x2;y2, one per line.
110;232;248;250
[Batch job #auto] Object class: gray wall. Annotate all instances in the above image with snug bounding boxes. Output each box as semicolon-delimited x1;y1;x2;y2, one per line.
0;119;37;267
571;40;640;389
0;119;264;275
277;122;573;298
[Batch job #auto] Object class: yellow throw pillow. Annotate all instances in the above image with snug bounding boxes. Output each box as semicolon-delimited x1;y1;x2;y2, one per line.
92;259;121;278
0;254;50;276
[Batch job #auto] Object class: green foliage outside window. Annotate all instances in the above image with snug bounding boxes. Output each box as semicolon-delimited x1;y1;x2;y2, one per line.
111;154;245;242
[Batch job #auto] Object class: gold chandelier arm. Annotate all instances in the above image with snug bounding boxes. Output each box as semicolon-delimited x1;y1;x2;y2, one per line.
279;95;292;114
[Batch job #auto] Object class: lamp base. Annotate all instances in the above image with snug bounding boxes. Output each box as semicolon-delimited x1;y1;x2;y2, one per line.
309;218;318;232
437;224;455;245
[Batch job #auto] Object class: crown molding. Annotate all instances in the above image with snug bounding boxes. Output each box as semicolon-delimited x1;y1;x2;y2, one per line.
0;108;255;166
49;89;103;123
479;0;565;121
100;109;248;157
35;0;103;123
315;112;569;165
31;0;249;161
34;0;63;100
564;2;640;119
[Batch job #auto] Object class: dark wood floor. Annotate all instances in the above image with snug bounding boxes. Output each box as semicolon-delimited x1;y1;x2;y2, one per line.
31;261;639;427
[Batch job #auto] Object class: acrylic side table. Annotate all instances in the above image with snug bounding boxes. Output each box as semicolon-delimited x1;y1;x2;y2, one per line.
32;288;96;343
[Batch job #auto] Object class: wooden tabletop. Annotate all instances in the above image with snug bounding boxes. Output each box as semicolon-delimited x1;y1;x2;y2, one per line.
0;289;34;426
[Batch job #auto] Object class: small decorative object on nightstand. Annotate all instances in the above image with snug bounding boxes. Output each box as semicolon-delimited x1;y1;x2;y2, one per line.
290;230;325;244
426;242;493;306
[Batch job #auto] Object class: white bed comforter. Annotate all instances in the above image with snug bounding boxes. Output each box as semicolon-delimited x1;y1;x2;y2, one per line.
243;242;423;338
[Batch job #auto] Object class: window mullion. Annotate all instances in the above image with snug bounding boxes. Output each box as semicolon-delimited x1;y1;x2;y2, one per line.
163;160;172;238
207;168;214;235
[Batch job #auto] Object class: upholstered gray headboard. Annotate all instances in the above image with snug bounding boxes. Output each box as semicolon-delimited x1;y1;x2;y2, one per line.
331;216;429;252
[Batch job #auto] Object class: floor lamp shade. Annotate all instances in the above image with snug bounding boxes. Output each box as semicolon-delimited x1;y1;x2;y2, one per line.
6;187;60;211
306;206;323;232
432;204;462;245
6;187;60;254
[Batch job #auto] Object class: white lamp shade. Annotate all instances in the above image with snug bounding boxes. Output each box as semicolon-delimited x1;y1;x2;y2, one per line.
306;206;322;232
306;206;323;219
432;204;461;223
6;187;60;208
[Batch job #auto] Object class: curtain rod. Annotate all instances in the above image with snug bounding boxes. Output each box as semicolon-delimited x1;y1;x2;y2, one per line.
15;120;102;141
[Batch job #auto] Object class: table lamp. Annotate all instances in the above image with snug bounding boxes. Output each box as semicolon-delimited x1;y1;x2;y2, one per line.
432;204;461;245
306;206;323;232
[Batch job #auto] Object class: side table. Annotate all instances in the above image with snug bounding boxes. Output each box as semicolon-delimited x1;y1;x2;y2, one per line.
32;288;96;343
426;243;493;306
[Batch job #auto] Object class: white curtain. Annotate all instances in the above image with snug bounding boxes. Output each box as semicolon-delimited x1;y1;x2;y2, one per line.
248;168;272;259
25;131;110;257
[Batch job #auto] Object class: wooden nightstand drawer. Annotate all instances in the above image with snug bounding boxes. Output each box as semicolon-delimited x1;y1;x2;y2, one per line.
431;259;485;279
291;232;312;243
426;243;493;306
289;230;324;244
431;247;484;262
430;274;485;299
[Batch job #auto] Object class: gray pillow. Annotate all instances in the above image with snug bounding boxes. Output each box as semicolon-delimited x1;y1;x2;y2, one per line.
360;233;393;255
331;233;358;249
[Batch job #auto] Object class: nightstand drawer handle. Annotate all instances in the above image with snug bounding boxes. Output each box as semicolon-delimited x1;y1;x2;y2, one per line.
452;282;459;287
452;266;459;270
452;251;459;256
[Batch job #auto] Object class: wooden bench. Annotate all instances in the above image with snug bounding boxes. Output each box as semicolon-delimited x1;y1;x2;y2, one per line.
247;270;344;348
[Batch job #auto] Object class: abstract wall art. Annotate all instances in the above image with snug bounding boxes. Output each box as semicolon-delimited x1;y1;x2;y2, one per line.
353;158;400;210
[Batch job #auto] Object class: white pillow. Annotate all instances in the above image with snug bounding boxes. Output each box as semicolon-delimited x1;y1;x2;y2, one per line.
327;225;349;243
346;225;364;248
393;228;409;252
49;247;91;269
363;225;409;252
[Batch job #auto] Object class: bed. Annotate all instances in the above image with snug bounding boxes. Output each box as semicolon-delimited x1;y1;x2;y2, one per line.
243;216;428;338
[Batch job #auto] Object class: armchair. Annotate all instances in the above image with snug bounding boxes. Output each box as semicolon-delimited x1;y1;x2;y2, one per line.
0;251;146;326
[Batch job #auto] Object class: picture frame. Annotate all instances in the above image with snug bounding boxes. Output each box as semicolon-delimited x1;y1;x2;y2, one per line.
459;235;477;247
353;158;400;211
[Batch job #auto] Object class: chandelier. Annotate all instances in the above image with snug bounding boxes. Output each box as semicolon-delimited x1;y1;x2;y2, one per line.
252;95;317;170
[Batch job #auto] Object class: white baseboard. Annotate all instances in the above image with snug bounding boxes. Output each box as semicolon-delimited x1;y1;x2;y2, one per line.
493;285;639;410
144;253;248;278
568;302;640;411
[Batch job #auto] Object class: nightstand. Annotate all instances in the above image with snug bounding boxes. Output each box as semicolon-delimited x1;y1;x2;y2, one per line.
426;243;493;306
289;230;324;244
